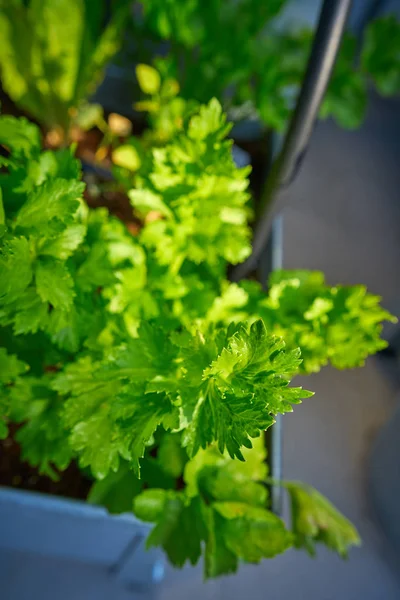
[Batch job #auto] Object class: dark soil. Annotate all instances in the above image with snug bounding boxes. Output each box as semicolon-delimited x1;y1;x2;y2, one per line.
0;426;92;500
83;174;141;234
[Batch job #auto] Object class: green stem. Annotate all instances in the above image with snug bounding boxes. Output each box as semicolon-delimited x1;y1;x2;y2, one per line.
262;475;291;489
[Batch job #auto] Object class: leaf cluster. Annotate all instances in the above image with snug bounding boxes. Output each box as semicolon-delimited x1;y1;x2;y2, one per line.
132;2;400;131
0;0;130;132
0;107;386;576
202;271;396;374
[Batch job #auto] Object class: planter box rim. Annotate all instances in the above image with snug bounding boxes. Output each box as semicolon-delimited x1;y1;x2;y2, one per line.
0;485;146;527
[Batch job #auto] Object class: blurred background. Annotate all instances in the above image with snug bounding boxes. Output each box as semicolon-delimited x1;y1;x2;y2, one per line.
1;1;400;598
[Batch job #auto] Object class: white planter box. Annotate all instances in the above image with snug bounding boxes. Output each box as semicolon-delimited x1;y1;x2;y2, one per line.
0;487;164;593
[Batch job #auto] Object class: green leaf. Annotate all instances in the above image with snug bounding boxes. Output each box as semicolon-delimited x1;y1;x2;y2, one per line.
213;501;292;562
36;0;85;105
0;103;387;584
0;115;41;157
134;489;169;522
182;320;312;460
0;237;33;305
205;319;302;381
55;361;127;478
39;223;87;260
140;455;177;490
129;96;252;275
188;98;231;140
181;438;285;576
73;103;104;131
161;77;180;98
134;490;207;567
198;463;267;508
136;64;161;95
64;383;129;480
133;99;160;113
0;419;8;440
0;188;5;226
362;16;400;97
134;440;292;577
9;376;73;479
206;282;249;324
184;436;268;500
35;258;75;310
0;0;129;131
36;147;82;182
88;461;143;514
259;270;397;374
104;322;178;381
0;347;28;384
0;0;82;130
204;507;238;578
0;347;29;439
12;290;49;335
15;179;84;236
129;189;172;218
321;35;367;129
286;481;361;558
110;390;180;476
157;432;187;478
0;4;44;125
58;344;180;479
112;145;141;171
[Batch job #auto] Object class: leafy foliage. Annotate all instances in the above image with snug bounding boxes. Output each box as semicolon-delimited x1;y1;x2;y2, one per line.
0;108;392;577
53;319;311;479
202;271;396;374
133;439;360;577
361;15;400;97
0;348;28;438
8;375;73;479
132;3;400;132
263;271;396;372
133;63;198;146
133;0;299;131
131;98;252;267
319;34;367;130
111;96;254;331
0;0;130;132
134;438;292;577
285;481;361;557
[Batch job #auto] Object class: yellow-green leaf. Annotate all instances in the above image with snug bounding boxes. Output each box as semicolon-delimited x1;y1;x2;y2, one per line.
136;64;161;95
133;100;160;113
161;78;180;98
112;145;141;171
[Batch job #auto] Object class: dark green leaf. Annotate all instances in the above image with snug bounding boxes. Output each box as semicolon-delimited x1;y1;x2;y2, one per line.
88;461;143;514
286;481;361;558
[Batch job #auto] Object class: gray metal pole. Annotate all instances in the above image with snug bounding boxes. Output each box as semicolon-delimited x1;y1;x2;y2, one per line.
232;0;353;282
